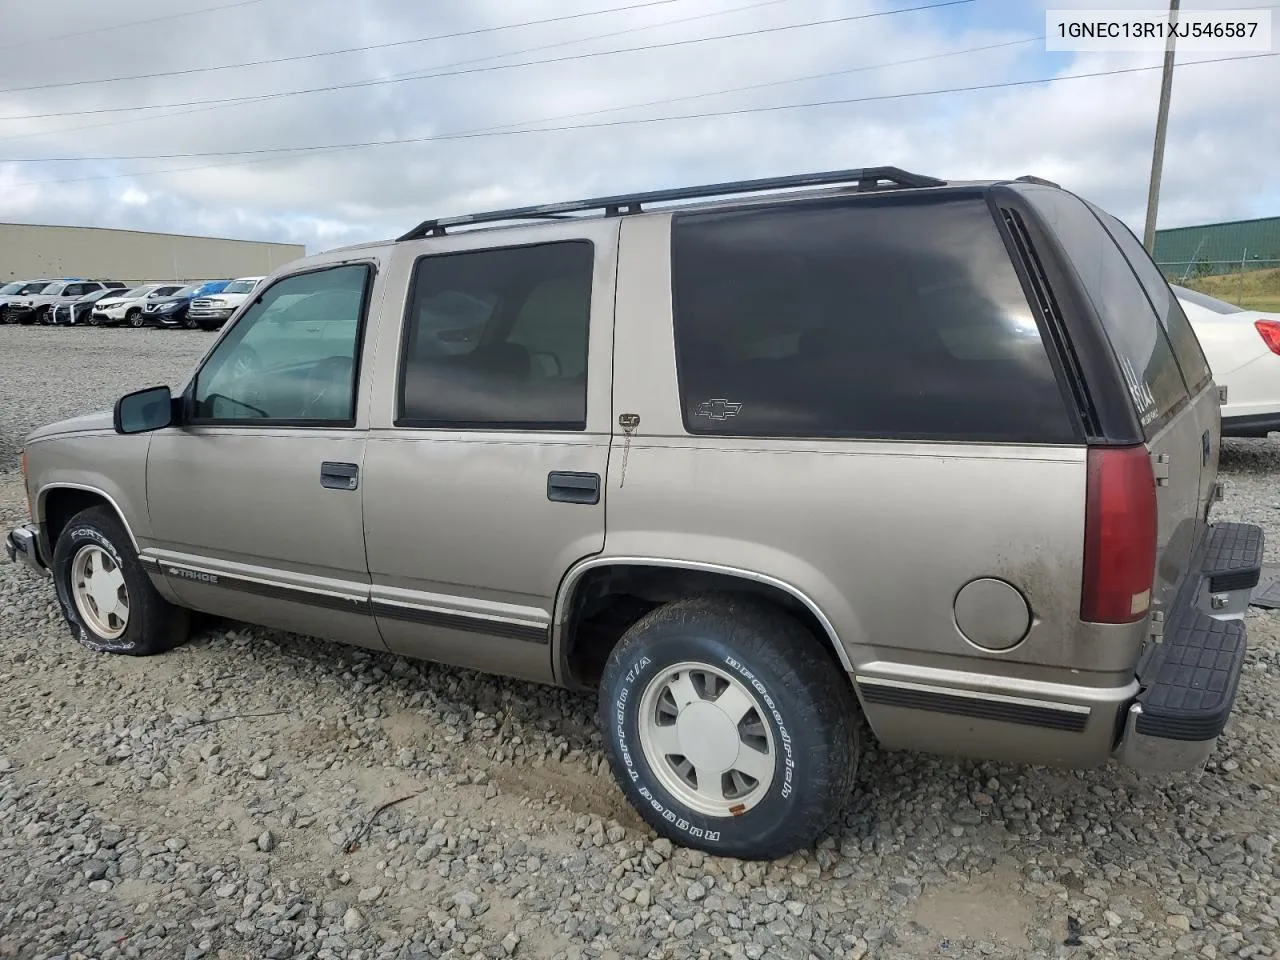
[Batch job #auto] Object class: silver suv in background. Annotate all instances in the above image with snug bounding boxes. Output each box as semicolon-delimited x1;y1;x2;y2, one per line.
187;276;264;330
0;279;57;323
6;167;1264;860
8;280;116;325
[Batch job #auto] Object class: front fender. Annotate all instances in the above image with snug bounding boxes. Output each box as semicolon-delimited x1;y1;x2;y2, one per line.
28;431;153;553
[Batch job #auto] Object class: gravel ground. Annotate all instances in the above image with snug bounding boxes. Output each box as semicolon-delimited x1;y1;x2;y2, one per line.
1;324;1278;960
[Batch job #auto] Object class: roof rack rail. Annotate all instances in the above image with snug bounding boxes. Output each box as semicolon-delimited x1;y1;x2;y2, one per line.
397;165;946;241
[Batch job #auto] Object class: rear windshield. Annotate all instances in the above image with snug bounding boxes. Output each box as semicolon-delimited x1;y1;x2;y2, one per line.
670;193;1077;443
1021;187;1188;436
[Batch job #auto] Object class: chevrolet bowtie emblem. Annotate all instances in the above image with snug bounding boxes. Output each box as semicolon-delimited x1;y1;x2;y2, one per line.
695;399;743;420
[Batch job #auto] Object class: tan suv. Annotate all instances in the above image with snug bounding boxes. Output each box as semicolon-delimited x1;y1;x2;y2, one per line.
6;167;1264;859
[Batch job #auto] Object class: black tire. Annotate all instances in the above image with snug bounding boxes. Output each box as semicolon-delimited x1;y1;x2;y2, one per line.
127;309;144;328
598;594;859;859
181;313;198;330
52;506;190;656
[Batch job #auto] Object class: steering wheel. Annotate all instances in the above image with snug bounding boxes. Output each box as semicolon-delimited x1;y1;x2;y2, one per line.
300;356;354;419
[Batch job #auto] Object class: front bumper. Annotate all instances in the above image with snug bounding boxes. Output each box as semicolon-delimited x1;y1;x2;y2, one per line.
4;523;48;576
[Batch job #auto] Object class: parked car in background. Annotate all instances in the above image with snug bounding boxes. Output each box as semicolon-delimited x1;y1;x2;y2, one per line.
51;288;117;326
1174;283;1280;437
9;280;112;325
1;280;59;323
0;281;29;322
91;283;186;327
141;280;231;329
187;276;264;330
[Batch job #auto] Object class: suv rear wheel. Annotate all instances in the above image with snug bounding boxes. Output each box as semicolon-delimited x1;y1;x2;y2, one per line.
598;595;859;859
51;506;189;655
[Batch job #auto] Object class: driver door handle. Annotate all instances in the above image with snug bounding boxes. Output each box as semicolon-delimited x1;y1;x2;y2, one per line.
321;461;359;490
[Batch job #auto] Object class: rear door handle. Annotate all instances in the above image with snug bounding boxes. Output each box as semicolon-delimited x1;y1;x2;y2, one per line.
547;471;600;505
320;461;359;490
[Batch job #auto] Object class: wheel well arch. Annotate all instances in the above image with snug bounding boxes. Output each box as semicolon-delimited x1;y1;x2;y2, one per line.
554;559;852;691
39;485;139;556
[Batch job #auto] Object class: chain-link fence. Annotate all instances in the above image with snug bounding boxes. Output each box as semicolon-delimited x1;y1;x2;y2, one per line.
1152;216;1280;311
1156;257;1280;281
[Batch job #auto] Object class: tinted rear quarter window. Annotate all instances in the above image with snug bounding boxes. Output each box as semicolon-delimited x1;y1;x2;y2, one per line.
670;193;1078;443
1020;188;1188;436
1090;205;1213;394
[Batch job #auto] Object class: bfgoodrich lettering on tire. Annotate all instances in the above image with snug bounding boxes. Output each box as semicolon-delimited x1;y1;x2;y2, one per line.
51;506;190;656
598;594;860;859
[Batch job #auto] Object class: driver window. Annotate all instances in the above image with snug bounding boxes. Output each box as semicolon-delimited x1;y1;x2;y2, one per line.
192;263;370;423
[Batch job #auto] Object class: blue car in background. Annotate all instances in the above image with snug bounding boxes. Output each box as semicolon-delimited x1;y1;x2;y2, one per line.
139;280;232;329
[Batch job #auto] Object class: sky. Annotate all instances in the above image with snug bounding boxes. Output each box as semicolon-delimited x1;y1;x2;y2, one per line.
0;0;1275;256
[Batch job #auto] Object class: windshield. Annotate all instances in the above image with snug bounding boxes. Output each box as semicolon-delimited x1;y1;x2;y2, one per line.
41;282;67;296
222;280;257;294
83;289;111;302
18;281;52;294
1170;284;1245;315
119;286;153;299
0;282;23;295
171;285;201;298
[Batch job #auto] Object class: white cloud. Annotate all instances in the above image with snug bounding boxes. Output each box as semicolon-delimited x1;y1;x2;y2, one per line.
0;0;1274;254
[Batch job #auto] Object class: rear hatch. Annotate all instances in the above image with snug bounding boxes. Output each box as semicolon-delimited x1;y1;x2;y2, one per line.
1015;186;1218;617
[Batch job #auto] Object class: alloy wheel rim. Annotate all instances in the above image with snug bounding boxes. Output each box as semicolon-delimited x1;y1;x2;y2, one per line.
70;544;130;640
636;661;776;818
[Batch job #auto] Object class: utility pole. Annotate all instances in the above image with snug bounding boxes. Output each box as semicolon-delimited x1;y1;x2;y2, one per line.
1143;0;1181;253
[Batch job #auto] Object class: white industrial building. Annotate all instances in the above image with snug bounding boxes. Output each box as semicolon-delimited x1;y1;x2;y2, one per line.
0;222;306;285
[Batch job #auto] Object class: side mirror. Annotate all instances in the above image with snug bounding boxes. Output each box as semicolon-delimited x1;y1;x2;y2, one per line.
114;385;175;434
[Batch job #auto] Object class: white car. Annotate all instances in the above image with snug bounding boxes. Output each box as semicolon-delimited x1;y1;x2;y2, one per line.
1174;283;1280;437
187;275;264;330
91;283;186;328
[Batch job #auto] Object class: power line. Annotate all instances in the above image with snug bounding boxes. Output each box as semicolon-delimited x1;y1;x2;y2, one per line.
0;0;777;144
0;0;974;122
10;50;1275;187
0;0;275;52
0;0;688;95
5;35;1041;163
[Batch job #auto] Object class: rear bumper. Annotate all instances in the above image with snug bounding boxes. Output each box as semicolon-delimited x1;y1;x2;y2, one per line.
4;523;48;576
854;521;1263;774
1114;521;1263;772
1222;412;1280;438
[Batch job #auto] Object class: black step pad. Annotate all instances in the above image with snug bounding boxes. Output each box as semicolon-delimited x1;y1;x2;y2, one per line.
1135;611;1245;741
1202;522;1264;593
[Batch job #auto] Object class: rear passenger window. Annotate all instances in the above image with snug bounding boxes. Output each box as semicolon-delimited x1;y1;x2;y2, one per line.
670;194;1077;443
1092;205;1213;394
1022;188;1188;435
397;241;593;429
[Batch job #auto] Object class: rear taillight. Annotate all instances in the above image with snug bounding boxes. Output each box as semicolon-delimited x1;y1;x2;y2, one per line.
1255;320;1280;356
1081;444;1158;624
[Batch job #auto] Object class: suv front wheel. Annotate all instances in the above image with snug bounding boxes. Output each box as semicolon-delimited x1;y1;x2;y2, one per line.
598;595;859;859
51;506;189;655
